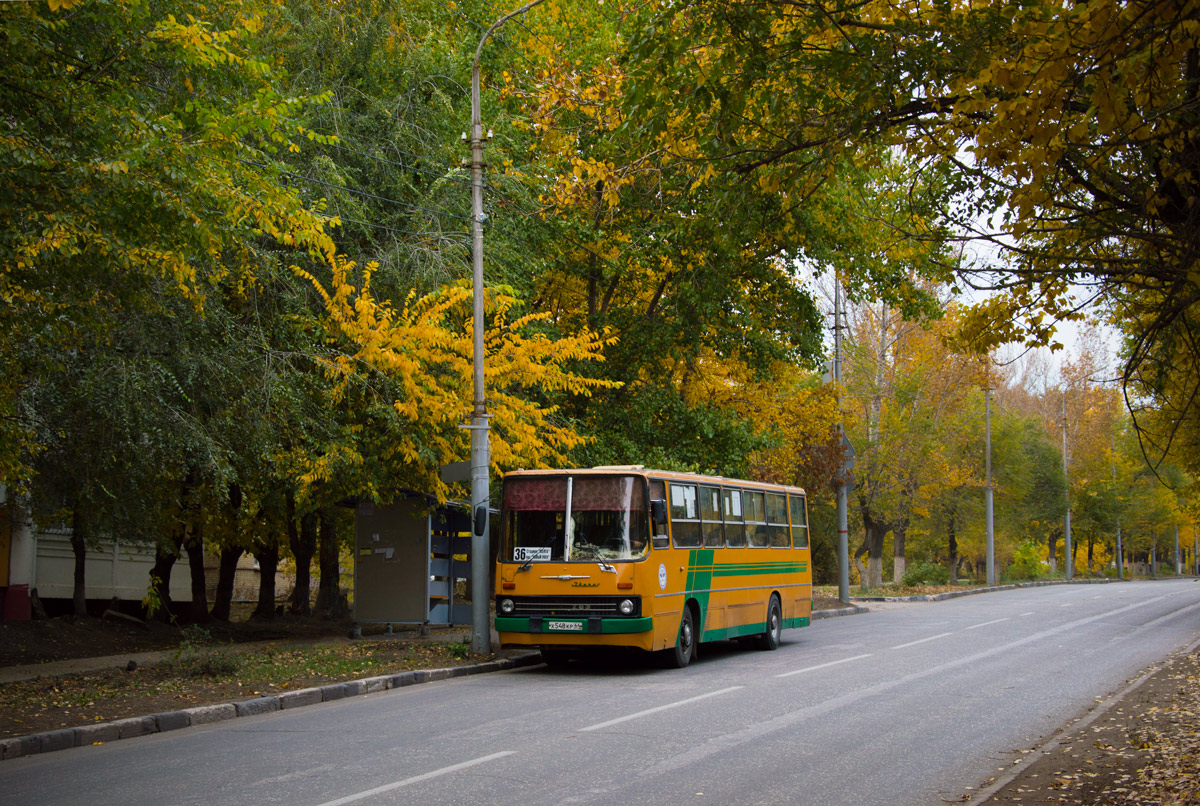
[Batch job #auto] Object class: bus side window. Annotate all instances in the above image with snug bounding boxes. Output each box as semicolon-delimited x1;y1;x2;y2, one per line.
723;488;746;547
651;479;669;549
669;483;701;548
745;490;769;547
766;492;790;547
789;494;809;548
700;485;724;548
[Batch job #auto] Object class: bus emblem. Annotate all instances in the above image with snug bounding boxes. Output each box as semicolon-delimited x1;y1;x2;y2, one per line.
571;582;599;588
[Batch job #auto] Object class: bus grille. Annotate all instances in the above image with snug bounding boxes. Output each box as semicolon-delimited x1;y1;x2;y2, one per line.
498;595;641;618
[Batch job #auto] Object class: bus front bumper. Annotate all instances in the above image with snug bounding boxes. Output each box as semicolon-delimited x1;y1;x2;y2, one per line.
494;616;653;635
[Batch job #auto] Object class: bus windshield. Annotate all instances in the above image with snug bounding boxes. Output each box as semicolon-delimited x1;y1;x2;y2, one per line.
503;475;649;563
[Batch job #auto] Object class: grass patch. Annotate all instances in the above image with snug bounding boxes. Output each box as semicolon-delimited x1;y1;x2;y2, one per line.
0;637;491;740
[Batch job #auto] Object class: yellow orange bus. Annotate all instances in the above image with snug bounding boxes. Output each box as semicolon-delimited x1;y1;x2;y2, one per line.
493;466;812;667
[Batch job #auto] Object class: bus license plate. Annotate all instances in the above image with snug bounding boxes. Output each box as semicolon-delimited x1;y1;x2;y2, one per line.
548;620;582;631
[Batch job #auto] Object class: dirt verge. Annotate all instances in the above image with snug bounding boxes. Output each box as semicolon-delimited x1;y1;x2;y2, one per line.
969;643;1200;805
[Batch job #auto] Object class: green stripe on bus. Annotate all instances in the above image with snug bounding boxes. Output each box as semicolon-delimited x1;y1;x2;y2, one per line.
688;549;715;639
702;615;811;641
701;621;768;641
711;562;808;576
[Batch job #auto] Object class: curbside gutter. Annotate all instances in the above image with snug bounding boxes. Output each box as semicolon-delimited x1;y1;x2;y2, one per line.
0;651;543;763
850;577;1120;604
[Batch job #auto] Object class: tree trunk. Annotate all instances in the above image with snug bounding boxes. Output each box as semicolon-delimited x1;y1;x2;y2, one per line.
947;511;959;583
70;505;90;618
860;506;887;588
210;545;243;622
1086;531;1095;575
252;538;279;621
289;508;317;616
892;521;908;585
148;528;185;622
853;539;868;585
184;521;209;623
315;510;341;618
210;481;244;622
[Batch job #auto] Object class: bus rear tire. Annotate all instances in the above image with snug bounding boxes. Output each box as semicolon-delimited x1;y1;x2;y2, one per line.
757;595;782;651
661;607;696;668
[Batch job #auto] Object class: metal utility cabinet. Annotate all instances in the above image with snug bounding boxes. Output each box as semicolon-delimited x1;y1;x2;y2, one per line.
353;496;473;626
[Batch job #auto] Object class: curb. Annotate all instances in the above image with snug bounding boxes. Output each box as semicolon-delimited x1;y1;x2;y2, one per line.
0;651;543;763
811;605;870;619
850;577;1120;604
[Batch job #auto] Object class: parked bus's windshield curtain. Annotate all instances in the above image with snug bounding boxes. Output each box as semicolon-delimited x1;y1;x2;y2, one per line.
503;475;649;562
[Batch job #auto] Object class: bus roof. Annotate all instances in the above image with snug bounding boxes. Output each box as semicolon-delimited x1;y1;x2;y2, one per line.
502;467;806;496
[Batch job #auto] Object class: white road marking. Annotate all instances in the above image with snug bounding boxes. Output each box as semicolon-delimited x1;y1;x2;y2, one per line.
1020;612;1035;616
892;632;953;650
776;654;873;678
643;592;1195;778
312;752;516;806
966;618;1009;630
580;686;744;732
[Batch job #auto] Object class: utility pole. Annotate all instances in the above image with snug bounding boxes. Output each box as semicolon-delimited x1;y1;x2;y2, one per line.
1116;521;1123;579
467;0;547;655
984;384;995;586
1113;454;1122;580
835;280;850;604
1062;392;1073;579
1175;524;1181;575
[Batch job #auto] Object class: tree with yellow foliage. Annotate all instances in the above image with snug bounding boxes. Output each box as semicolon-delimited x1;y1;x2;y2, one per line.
841;299;988;586
621;0;1200;463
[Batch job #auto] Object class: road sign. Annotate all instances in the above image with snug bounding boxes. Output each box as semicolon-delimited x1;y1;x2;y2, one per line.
439;460;471;484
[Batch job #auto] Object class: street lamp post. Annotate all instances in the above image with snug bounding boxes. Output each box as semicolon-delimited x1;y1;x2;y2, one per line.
468;0;547;655
834;280;850;604
1062;392;1073;579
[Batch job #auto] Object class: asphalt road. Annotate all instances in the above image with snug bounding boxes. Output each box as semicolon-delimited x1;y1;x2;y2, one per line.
4;579;1199;806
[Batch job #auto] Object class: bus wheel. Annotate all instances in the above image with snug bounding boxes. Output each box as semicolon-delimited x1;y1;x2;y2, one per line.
758;595;782;650
662;607;696;668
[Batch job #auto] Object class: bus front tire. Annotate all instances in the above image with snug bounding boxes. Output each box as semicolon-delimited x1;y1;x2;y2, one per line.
757;595;782;651
661;608;696;669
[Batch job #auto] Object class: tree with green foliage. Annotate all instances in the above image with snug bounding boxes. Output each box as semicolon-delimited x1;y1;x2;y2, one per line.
620;0;1200;469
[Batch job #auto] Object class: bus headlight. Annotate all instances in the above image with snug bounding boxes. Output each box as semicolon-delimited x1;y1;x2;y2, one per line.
619;599;635;615
500;598;515;614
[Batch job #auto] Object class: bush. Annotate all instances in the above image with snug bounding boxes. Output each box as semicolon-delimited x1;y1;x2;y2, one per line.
901;561;950;587
1005;540;1045;581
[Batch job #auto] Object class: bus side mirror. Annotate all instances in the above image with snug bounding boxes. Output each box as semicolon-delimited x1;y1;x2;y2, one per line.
651;499;668;527
473;506;487;537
